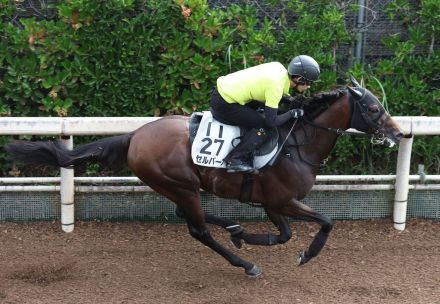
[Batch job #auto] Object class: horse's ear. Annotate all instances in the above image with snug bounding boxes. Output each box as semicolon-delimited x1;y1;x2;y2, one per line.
347;86;363;99
350;75;361;87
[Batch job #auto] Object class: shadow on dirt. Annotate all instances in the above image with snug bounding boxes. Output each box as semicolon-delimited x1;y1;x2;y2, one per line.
10;262;76;286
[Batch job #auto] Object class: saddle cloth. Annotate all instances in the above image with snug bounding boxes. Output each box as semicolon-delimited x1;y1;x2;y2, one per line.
190;111;278;169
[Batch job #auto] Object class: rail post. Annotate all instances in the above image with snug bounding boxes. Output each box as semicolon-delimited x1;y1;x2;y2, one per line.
60;135;75;232
393;136;414;231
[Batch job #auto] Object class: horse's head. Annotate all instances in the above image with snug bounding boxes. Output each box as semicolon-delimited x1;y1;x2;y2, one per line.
347;77;404;147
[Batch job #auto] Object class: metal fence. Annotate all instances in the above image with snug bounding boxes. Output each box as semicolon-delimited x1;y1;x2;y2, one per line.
1;189;439;223
12;0;414;63
208;0;408;61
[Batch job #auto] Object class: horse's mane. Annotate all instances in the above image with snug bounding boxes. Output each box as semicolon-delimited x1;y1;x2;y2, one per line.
303;88;347;119
277;88;347;136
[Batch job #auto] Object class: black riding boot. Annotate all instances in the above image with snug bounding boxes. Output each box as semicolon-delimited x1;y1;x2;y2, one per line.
224;128;268;173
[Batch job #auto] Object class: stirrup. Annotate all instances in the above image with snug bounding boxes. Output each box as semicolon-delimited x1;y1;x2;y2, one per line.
225;161;253;173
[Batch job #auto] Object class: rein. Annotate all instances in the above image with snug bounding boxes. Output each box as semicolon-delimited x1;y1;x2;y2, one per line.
281;119;324;167
302;116;372;138
267;119;298;166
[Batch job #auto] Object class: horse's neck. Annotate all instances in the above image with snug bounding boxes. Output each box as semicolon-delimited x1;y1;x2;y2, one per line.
300;95;351;165
313;95;351;130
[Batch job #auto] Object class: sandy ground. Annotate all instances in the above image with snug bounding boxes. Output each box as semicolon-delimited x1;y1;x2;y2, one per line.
0;219;439;304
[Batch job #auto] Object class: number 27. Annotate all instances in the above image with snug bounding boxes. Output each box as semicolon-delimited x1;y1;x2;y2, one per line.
200;123;224;156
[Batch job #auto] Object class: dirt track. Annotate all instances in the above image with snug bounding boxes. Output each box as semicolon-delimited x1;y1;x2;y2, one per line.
0;219;439;304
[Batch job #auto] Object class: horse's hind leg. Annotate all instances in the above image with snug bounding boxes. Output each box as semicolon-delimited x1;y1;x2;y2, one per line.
273;198;333;266
174;198;262;277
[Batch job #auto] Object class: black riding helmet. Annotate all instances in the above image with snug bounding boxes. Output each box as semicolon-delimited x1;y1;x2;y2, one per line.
288;55;320;82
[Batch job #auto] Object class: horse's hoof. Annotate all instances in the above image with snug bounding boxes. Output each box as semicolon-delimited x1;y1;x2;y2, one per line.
245;265;262;277
297;250;308;266
230;236;243;249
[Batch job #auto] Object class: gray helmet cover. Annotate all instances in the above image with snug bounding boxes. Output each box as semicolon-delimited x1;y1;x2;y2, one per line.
288;55;320;82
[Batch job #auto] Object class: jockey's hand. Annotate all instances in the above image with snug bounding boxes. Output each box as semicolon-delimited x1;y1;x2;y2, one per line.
290;108;304;119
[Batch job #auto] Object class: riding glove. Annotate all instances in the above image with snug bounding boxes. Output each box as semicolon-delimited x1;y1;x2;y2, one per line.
290;109;304;119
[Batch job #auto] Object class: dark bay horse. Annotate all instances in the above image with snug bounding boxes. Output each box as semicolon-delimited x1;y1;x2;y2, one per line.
6;80;404;277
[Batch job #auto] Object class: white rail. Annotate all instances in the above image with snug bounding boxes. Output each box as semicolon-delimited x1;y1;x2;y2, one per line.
0;116;439;136
1;183;439;192
0;117;160;135
0;116;439;232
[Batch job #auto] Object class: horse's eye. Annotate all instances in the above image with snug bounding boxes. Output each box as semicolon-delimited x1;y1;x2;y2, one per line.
368;105;380;113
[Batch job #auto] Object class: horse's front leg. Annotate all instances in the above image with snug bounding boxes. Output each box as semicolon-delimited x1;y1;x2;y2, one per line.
273;198;333;266
175;207;291;248
233;211;292;248
264;209;292;244
175;207;246;248
232;209;292;248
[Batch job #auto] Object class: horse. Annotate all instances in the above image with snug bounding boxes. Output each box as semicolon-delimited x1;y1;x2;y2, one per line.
5;79;404;277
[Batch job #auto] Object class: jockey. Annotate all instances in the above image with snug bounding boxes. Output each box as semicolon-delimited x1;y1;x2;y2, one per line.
210;55;320;173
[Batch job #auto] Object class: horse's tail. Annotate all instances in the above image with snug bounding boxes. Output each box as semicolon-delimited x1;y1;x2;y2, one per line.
5;133;134;171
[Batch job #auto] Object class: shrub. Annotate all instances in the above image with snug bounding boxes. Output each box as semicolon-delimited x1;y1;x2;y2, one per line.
0;0;438;175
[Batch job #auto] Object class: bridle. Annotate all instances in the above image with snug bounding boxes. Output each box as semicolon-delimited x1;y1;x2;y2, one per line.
283;87;390;167
302;88;388;143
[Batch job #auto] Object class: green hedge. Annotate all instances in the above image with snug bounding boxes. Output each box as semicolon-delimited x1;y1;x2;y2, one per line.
323;0;440;175
0;0;438;176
